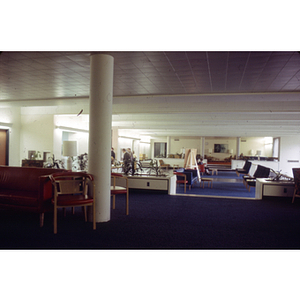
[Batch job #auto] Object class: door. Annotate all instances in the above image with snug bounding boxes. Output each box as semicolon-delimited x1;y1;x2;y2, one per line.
0;129;9;165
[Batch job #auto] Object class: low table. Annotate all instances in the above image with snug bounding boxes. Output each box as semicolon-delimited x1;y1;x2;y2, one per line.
210;168;218;176
201;178;213;188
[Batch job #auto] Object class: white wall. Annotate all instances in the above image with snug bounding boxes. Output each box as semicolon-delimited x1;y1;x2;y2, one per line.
169;137;201;156
279;136;300;177
205;137;236;160
239;137;273;157
5;104;300;178
0;107;21;166
20;114;54;163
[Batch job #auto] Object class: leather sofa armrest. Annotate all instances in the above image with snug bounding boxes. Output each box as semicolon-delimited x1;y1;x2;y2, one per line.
39;175;54;201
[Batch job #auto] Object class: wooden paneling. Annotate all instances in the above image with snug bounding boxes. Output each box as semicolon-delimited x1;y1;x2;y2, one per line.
0;130;7;165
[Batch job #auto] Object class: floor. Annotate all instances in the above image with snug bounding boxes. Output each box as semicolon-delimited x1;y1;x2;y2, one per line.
117;166;256;199
166;168;255;199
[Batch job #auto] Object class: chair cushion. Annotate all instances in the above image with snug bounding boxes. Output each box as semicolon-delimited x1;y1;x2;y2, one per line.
53;194;94;206
111;186;127;194
0;189;38;207
246;179;256;187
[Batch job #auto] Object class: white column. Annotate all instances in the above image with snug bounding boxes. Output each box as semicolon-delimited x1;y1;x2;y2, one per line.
111;127;119;159
88;54;114;223
201;137;205;157
237;137;241;159
167;136;171;157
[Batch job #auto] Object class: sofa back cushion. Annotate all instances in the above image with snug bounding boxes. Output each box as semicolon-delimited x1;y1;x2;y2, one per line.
0;166;65;193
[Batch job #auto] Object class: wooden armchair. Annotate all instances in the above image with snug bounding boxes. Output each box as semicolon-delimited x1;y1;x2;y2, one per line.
243;165;270;191
292;168;300;203
159;160;170;170
111;173;129;215
174;171;188;193
50;172;96;234
236;160;252;176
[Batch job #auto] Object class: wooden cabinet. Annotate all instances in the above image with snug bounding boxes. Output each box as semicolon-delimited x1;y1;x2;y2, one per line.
256;178;295;199
22;160;44;167
129;178;168;190
115;174;176;194
263;185;294;197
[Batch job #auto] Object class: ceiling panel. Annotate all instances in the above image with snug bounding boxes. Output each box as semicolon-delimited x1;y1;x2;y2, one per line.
1;51;300;137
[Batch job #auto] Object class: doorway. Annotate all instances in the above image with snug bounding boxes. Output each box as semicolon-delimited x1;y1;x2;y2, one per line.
0;129;9;165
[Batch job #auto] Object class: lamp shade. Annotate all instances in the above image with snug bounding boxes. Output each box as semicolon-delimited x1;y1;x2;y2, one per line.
63;141;77;157
256;150;262;156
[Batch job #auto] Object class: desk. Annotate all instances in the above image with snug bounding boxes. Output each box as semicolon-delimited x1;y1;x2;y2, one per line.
115;174;177;195
256;178;295;199
111;166;123;173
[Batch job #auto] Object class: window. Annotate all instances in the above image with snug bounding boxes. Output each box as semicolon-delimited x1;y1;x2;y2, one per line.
154;142;167;158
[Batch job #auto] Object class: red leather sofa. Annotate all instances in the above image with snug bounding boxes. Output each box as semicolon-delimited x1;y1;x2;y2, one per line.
0;166;66;227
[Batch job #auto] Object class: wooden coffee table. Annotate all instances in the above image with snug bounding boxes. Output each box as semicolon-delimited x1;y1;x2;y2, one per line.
201;178;213;188
211;168;218;176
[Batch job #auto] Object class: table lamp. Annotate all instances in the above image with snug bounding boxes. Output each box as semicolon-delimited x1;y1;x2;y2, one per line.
63;141;77;170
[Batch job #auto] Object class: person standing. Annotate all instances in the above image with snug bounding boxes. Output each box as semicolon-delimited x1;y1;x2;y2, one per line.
122;148;131;175
127;148;135;175
111;147;115;164
198;158;210;175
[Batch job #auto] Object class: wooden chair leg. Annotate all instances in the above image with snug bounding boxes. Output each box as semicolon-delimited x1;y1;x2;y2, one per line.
292;190;296;203
40;213;44;227
83;206;87;222
54;207;57;234
126;193;129;215
112;195;116;209
93;202;96;230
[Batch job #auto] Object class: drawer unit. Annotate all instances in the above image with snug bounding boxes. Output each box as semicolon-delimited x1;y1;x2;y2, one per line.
114;174;176;194
129;178;168;190
263;185;294;197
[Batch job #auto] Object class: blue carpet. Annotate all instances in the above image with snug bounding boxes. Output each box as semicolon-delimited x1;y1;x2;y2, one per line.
176;171;256;198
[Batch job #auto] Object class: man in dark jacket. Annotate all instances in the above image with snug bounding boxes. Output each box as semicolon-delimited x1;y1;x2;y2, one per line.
111;147;115;164
127;148;135;175
122;148;131;175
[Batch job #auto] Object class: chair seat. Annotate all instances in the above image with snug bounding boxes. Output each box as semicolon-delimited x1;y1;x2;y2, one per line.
111;186;127;194
50;172;96;234
246;179;256;186
111;173;129;215
177;180;188;184
53;194;94;207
